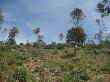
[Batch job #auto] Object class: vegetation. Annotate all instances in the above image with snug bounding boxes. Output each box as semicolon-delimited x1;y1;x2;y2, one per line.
0;1;110;82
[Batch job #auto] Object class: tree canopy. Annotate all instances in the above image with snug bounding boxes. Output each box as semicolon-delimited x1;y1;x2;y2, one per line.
66;27;86;46
70;8;85;27
7;27;19;45
0;9;4;25
97;0;110;17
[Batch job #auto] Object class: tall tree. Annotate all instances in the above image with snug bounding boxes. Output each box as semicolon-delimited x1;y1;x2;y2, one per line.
95;29;104;43
59;33;64;41
33;27;45;47
7;27;19;45
97;0;110;17
96;0;110;44
66;27;86;46
70;8;85;27
37;35;44;42
0;9;4;25
95;19;108;43
33;27;40;36
67;8;86;46
33;27;40;41
66;8;86;56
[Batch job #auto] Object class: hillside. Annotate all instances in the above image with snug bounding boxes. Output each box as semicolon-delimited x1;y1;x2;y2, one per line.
0;43;110;82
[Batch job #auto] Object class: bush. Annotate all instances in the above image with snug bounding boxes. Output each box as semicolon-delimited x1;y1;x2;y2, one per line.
63;48;75;58
64;72;80;82
79;71;90;81
13;68;27;82
101;62;110;74
56;43;64;50
96;78;105;82
34;67;44;73
64;68;90;82
31;49;43;57
93;49;99;55
57;61;73;71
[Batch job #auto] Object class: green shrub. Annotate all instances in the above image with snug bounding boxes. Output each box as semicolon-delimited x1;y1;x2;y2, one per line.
31;49;43;57
96;78;105;82
62;48;75;58
15;54;27;61
79;71;90;81
101;62;110;74
34;67;44;73
57;61;73;71
64;68;90;82
64;72;80;82
51;50;58;55
56;43;64;50
0;64;6;72
13;68;27;82
93;49;99;55
39;77;50;82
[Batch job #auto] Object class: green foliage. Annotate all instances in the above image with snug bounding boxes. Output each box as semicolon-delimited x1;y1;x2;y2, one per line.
33;27;40;36
34;67;44;73
95;30;104;43
31;49;43;57
26;41;31;47
97;0;110;17
7;27;19;45
56;43;64;50
59;33;64;41
101;62;110;74
96;78;105;82
66;27;86;47
93;49;99;55
68;8;86;47
0;64;6;72
0;9;4;25
64;73;80;82
13;68;27;82
70;8;85;26
62;48;75;58
86;40;97;49
64;70;90;82
57;62;73;71
78;71;90;81
45;42;56;49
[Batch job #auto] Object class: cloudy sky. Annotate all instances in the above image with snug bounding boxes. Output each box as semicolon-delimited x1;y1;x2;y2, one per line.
0;0;110;44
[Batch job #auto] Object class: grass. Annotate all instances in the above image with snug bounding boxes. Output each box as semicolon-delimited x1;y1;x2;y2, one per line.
0;45;110;82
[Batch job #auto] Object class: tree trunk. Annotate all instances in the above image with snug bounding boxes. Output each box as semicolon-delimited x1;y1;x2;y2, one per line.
74;46;77;57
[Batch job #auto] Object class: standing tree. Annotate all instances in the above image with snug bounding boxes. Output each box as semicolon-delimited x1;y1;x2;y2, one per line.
59;33;64;41
7;27;19;45
33;27;40;40
37;35;44;43
95;29;104;43
96;0;110;47
66;8;86;56
97;0;110;17
70;8;85;27
95;19;108;45
0;9;4;26
33;27;40;36
66;27;86;47
37;35;46;48
33;27;46;48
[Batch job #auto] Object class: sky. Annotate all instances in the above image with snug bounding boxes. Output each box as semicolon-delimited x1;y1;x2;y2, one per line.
0;0;110;44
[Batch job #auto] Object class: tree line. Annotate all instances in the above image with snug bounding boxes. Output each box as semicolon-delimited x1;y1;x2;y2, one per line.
0;0;110;50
